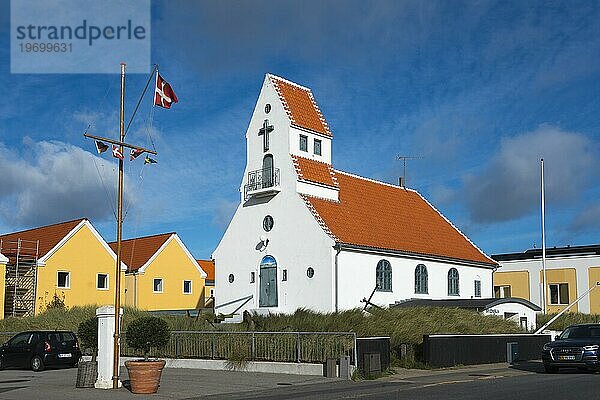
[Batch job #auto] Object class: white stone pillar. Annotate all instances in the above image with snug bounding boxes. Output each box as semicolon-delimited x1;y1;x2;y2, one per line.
95;305;123;389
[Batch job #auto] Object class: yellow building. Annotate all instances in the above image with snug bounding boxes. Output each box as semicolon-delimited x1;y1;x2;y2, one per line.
0;218;126;318
112;233;207;312
196;259;215;308
0;252;7;318
493;245;600;314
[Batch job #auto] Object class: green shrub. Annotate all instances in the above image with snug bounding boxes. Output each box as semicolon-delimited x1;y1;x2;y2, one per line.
125;316;170;360
45;293;67;311
77;317;98;361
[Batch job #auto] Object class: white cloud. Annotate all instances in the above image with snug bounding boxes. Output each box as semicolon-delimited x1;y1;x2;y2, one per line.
462;125;597;223
0;139;135;229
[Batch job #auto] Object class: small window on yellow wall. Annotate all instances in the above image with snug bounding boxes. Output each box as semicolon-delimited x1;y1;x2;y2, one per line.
153;278;163;293
57;271;70;289
97;273;109;290
549;283;569;305
183;280;192;294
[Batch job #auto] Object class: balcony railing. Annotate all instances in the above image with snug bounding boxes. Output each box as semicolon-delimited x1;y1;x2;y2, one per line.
244;167;280;200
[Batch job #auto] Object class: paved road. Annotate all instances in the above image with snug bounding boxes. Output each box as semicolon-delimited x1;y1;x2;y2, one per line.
0;362;598;399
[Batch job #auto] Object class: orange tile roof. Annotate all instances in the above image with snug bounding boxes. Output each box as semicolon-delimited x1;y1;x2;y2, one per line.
292;155;338;188
269;74;332;138
0;218;86;264
197;259;215;281
302;172;496;266
109;233;173;273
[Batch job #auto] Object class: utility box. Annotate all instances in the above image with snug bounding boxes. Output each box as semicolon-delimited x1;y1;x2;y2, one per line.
326;358;337;378
507;342;519;363
363;353;381;375
339;356;351;380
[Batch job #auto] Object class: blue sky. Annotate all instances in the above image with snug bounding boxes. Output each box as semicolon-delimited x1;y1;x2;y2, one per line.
1;0;599;259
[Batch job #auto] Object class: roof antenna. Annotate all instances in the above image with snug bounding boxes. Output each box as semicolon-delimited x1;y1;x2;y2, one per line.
397;155;422;188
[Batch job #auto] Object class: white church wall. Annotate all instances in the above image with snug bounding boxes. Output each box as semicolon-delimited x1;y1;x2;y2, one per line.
213;76;337;316
336;250;494;310
296;180;339;201
212;188;336;315
289;126;332;164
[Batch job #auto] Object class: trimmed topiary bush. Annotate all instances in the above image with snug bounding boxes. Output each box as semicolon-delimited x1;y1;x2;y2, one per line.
125;316;170;361
77;317;98;362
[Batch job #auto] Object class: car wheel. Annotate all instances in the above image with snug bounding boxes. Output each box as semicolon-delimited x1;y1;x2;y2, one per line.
0;356;5;370
544;364;558;373
70;357;80;368
31;355;44;372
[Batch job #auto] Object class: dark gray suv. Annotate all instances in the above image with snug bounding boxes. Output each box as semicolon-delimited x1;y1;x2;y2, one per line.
542;324;600;373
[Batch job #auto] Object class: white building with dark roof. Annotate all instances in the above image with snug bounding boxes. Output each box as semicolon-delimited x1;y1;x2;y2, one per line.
212;74;497;319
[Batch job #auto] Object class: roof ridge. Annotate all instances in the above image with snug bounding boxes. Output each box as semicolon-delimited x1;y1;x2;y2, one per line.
110;232;175;245
0;218;87;237
334;169;412;192
267;73;311;91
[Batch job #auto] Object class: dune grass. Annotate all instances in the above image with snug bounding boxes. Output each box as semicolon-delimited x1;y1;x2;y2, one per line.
252;307;524;347
537;312;600;331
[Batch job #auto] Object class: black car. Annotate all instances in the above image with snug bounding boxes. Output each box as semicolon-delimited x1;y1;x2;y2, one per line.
0;331;82;371
542;323;600;373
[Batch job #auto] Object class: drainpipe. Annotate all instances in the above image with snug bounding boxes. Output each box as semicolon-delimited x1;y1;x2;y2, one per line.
133;271;138;309
334;244;341;312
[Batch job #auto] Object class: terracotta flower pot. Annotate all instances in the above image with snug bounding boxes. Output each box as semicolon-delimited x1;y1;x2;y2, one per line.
125;359;166;394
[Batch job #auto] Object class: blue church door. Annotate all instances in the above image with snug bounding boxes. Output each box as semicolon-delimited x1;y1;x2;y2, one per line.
259;255;278;307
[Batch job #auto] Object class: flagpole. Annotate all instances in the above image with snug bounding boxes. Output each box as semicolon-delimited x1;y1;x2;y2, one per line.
82;63;161;389
541;158;547;315
112;62;126;389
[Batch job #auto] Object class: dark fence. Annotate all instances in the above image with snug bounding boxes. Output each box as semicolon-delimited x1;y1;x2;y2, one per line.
356;337;390;373
423;334;552;367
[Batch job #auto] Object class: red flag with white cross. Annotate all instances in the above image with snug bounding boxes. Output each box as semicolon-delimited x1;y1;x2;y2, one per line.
154;73;178;109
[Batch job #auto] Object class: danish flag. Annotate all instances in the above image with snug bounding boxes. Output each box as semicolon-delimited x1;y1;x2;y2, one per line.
112;145;124;160
154;73;178;109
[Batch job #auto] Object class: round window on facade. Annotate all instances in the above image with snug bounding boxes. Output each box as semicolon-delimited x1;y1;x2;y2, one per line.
307;267;314;278
228;274;235;283
265;103;272;114
263;215;274;232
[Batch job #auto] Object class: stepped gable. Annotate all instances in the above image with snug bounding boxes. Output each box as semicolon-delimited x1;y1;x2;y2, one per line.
268;74;332;137
302;171;496;266
0;218;85;264
291;155;338;188
109;233;173;273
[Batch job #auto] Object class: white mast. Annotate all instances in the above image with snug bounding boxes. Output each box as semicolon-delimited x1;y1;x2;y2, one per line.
541;158;547;314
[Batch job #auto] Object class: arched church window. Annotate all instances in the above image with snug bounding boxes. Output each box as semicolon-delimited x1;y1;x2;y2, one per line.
415;264;428;294
228;274;235;283
376;260;392;292
448;268;459;296
262;154;274;188
265;103;271;114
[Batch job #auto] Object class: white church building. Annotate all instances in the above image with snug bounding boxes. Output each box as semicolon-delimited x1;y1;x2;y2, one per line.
212;74;497;318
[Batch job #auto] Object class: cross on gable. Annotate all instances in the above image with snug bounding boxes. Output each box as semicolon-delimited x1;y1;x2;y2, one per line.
258;119;274;152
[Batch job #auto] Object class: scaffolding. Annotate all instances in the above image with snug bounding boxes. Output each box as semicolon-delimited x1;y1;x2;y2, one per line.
0;238;39;318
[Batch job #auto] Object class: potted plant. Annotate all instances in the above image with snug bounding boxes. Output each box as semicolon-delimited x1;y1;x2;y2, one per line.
124;316;170;394
76;317;98;388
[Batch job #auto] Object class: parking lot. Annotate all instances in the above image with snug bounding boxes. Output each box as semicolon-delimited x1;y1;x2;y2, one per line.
0;362;599;399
